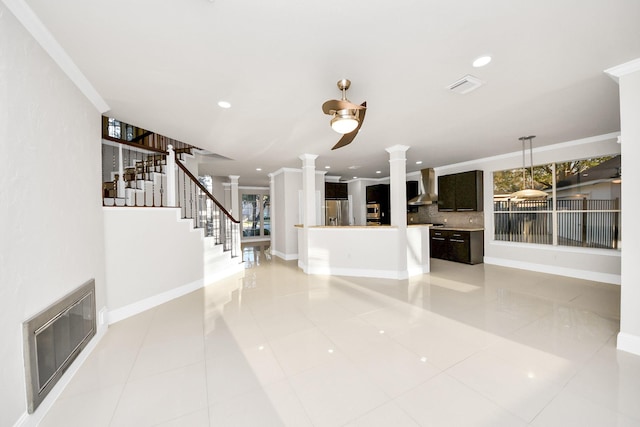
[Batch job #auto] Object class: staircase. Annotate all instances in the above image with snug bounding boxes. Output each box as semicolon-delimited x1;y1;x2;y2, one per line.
103;154;168;207
101;116;241;259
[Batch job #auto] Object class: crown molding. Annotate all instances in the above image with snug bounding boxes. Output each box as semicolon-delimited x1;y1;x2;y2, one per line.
2;0;109;113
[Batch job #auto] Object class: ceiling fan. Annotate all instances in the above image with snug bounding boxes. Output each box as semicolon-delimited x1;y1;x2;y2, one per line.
322;79;367;150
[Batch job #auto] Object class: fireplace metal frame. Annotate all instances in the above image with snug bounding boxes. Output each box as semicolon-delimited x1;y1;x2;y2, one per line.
22;279;96;413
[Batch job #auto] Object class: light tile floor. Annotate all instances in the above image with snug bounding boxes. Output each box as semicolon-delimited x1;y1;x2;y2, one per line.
40;243;640;426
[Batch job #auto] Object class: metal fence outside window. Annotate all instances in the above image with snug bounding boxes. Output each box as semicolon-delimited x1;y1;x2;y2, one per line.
494;198;620;249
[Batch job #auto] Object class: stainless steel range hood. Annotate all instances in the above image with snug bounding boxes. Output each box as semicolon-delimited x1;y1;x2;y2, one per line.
408;168;438;206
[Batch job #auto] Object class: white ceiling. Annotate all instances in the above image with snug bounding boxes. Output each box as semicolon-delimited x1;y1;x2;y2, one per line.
25;0;640;186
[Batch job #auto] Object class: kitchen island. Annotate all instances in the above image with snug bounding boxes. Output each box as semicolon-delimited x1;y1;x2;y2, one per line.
297;224;432;279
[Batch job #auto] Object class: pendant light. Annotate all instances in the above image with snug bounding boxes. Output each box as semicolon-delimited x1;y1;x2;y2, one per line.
510;135;548;200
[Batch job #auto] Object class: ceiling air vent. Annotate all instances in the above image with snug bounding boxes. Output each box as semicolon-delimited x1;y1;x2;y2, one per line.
447;74;485;94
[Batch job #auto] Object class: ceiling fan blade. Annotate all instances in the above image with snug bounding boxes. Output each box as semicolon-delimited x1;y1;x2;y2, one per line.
331;102;366;150
322;99;366;115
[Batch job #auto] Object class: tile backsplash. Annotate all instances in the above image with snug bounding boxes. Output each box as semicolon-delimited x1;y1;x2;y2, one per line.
407;204;484;228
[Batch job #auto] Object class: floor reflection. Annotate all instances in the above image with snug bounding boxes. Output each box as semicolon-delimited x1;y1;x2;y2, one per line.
242;241;271;268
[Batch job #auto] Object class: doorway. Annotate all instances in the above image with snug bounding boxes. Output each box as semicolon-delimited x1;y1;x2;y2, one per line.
241;193;270;240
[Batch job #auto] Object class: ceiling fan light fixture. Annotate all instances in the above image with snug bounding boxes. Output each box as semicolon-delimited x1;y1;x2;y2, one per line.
330;110;359;134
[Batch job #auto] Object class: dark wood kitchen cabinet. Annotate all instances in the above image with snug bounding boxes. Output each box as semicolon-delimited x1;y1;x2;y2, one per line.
437;174;457;211
430;228;484;264
437;170;483;212
325;182;348;200
407;180;419;213
366;184;390;224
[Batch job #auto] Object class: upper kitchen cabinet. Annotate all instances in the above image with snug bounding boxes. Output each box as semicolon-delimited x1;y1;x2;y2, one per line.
437;170;483;212
325;182;348;200
406;180;419;213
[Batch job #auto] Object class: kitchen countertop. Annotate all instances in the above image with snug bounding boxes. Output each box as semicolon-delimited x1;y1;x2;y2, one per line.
296;224;438;229
295;224;484;230
430;226;485;231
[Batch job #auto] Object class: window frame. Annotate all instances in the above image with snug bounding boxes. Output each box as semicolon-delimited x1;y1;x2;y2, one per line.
493;155;621;250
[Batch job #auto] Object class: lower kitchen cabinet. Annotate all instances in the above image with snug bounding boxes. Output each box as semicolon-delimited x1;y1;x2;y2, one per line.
430;228;484;264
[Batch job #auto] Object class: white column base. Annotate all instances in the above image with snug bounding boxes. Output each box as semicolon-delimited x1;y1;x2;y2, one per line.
617;332;640;356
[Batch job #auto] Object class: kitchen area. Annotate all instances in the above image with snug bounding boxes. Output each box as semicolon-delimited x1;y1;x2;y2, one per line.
322;167;485;266
295;146;484;280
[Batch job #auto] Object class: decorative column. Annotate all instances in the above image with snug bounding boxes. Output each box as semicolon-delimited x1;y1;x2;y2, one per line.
386;145;410;227
229;175;240;220
606;58;640;356
116;143;125;198
386;145;410;276
228;175;241;256
166;145;176;206
299;154;318;226
269;172;276;250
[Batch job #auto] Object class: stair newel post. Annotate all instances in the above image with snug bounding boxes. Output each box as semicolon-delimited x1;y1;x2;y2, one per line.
166;144;177;207
117;143;125;198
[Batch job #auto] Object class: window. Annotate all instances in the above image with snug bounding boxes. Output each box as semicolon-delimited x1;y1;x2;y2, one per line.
493;155;620;249
107;117;134;141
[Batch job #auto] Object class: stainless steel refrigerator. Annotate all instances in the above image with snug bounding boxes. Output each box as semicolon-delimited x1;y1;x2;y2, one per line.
324;200;350;226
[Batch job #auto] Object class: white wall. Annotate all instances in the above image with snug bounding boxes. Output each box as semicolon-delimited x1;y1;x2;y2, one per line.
103;208;204;322
0;5;106;425
299;226;430;279
618;65;640;355
270;168;302;259
348;178;380;225
305;228;402;277
436;133;622;284
210;176;226;204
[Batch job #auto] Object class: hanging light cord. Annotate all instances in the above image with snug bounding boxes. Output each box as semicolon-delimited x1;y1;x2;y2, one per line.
519;137;527;190
528;135;537;189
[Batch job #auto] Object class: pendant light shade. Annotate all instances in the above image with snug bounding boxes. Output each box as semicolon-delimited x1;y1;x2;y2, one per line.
510;136;548;200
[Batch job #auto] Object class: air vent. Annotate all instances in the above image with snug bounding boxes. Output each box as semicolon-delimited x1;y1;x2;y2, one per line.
447;74;485;94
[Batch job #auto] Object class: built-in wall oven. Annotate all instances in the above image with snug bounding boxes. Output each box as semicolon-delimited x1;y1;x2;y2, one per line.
366;203;380;218
366;203;381;225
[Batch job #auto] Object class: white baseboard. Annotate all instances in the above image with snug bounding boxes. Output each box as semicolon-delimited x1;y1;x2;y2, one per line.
484;257;621;285
108;278;204;324
14;308;109;427
273;250;298;261
617;332;640;356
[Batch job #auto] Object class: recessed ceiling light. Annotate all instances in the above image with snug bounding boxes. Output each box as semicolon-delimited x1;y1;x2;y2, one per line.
416;161;423;165
256;168;262;171
217;101;231;109
325;166;331;169
472;55;492;68
353;176;358;179
376;171;381;174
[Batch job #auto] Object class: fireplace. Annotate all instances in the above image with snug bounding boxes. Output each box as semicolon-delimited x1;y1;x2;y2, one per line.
22;279;96;413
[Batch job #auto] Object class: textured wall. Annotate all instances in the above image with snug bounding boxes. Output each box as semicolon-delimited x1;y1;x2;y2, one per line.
0;4;105;425
103;208;204;314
